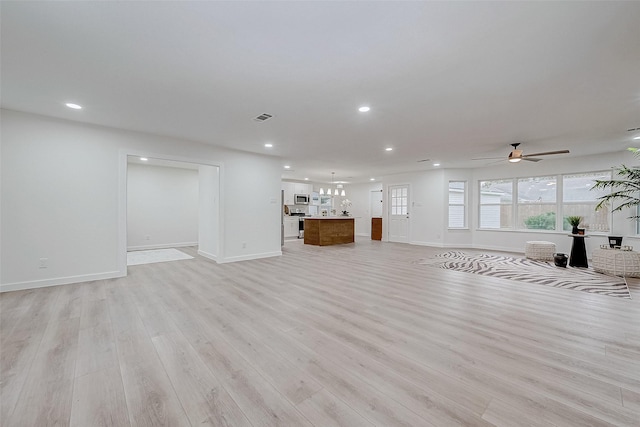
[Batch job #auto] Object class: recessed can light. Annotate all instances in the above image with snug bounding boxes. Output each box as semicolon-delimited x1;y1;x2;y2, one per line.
264;143;273;148
385;147;393;152
304;177;309;180
284;165;291;169
65;103;82;109
433;163;440;167
370;178;375;181
359;106;370;112
140;157;148;161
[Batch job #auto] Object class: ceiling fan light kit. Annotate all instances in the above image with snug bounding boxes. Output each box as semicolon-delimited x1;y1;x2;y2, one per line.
474;142;570;164
508;149;523;163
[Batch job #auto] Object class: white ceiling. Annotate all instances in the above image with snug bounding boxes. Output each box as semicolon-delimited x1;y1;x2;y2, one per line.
2;1;640;184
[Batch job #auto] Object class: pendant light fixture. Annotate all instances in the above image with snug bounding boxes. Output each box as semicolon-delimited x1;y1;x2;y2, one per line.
319;172;346;197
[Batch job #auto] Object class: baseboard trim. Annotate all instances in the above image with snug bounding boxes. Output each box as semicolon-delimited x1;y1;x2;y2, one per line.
442;243;474;249
0;269;125;293
197;250;218;262
218;251;282;264
410;240;444;248
410;241;512;252
471;244;523;254
128;242;198;251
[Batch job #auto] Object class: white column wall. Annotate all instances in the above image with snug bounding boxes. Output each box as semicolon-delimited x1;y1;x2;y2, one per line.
197;165;219;261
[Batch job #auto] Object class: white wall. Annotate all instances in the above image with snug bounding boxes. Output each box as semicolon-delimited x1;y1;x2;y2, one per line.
342;150;637;254
381;170;445;245
470;150;637;255
127;162;199;250
344;182;383;237
1;109;282;291
198;165;219;260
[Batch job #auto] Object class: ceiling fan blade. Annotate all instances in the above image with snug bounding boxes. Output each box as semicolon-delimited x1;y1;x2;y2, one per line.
472;156;504;160
522;149;570;157
523;157;542;162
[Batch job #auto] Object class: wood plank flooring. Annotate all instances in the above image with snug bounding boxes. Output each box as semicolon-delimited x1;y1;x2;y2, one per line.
1;239;639;426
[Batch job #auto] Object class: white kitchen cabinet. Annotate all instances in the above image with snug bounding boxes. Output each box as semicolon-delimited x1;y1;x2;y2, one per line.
282;182;312;205
284;217;300;238
294;183;312;195
282;182;296;205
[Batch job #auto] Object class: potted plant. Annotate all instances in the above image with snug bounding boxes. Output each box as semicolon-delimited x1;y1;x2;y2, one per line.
591;147;640;246
567;216;582;235
592;148;640;217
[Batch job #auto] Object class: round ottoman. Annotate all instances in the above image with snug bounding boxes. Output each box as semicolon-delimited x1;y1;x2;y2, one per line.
592;248;640;277
525;241;556;261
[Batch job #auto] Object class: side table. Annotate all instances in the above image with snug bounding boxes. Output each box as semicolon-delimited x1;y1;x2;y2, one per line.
568;234;589;268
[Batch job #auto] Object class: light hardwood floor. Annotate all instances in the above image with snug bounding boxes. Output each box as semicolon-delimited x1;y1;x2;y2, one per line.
1;239;639;426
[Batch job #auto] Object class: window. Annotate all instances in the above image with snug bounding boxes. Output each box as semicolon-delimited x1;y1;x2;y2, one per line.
478;171;612;233
448;181;466;228
517;176;557;230
390;186;408;215
562;171;611;233
479;179;513;229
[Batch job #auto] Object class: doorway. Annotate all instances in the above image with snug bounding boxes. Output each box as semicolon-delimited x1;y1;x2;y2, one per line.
119;153;221;275
388;184;410;243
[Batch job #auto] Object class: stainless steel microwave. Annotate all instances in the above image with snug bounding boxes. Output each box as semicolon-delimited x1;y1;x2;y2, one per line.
294;194;309;204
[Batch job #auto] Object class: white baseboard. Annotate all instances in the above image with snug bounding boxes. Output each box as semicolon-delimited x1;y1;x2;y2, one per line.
0;269;125;293
356;233;369;237
471;244;523;254
197;250;218;262
408;240;517;253
410;240;444;248
218;251;282;264
442;243;474;249
128;242;198;251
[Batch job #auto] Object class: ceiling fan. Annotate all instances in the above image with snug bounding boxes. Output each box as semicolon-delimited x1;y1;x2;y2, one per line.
473;143;570;163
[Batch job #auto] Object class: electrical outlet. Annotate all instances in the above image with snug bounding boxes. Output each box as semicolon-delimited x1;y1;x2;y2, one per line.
242;242;247;249
145;235;150;240
39;258;48;268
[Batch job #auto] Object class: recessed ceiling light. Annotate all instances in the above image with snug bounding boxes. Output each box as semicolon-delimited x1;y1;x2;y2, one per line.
634;136;640;140
358;106;370;112
370;178;375;181
140;157;148;161
65;103;82;109
385;147;393;152
284;165;291;169
264;143;273;148
304;177;309;180
433;163;440;167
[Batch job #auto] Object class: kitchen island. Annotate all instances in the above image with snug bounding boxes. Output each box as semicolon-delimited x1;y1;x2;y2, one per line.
304;217;354;246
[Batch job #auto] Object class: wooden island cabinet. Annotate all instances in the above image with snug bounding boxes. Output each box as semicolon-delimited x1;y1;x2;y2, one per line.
304;217;355;246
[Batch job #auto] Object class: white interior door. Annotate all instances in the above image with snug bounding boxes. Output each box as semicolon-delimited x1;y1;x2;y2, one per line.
389;185;409;243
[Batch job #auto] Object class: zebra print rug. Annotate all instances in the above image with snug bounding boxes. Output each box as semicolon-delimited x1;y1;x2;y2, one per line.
418;251;631;299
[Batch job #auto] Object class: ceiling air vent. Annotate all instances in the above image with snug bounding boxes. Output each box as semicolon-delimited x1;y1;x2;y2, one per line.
254;113;273;122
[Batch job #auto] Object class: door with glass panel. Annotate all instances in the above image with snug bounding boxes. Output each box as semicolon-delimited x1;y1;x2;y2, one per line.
389;185;410;243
